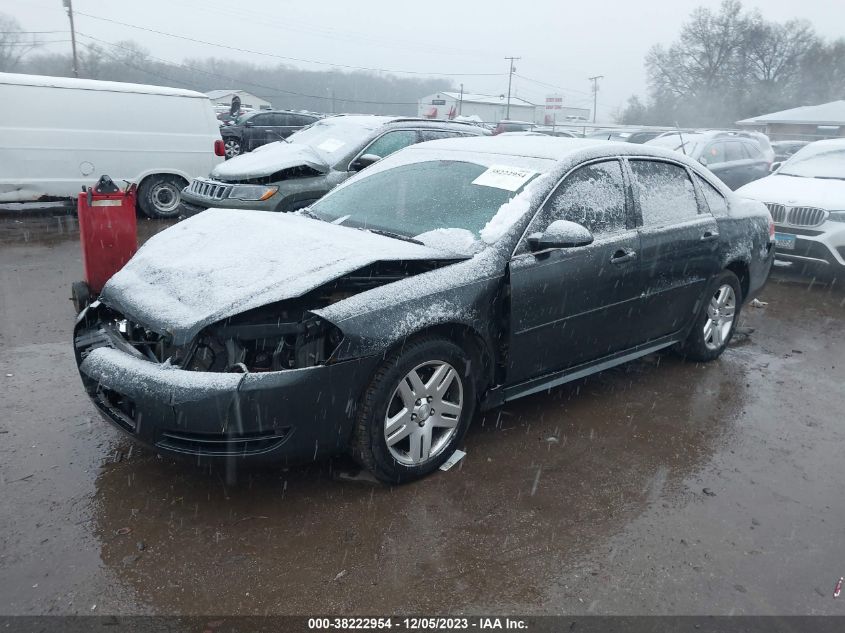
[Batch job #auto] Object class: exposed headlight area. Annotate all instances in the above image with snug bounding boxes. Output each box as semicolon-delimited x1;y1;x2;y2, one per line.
76;303;343;375
226;184;279;201
184;312;343;374
828;211;845;223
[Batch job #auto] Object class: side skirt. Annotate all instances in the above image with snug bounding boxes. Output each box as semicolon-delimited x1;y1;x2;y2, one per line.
480;334;680;410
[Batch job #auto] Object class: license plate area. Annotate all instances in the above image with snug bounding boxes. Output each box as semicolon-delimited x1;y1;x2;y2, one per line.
774;232;796;251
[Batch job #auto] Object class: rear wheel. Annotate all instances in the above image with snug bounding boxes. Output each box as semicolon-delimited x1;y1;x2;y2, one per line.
138;175;186;219
223;137;241;159
680;270;742;361
352;337;475;484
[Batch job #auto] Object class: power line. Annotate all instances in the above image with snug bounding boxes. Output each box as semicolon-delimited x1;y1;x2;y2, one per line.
76;33;424;107
72;10;505;78
4;39;71;45
0;30;67;34
514;73;592;97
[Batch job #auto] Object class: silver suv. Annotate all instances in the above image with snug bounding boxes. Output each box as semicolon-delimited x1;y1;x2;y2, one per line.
181;116;489;213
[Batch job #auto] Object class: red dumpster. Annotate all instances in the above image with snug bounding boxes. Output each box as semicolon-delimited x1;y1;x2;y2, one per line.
71;175;137;313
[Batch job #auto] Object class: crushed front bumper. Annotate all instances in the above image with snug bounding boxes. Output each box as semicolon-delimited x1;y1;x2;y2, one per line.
74;315;380;464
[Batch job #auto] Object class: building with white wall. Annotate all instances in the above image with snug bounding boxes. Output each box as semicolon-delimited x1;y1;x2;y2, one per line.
418;91;537;123
205;90;272;111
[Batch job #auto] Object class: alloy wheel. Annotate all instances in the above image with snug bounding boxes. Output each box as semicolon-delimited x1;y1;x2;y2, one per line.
383;360;463;466
224;139;241;158
703;284;736;350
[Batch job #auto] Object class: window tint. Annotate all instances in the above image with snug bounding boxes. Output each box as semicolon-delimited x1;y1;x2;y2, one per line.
630;160;699;225
703;142;726;165
363;130;418;158
541;160;627;235
695;174;728;217
289;114;317;127
742;142;763;160
250;113;273;126
725;141;745;162
270;113;291;126
419;129;462;142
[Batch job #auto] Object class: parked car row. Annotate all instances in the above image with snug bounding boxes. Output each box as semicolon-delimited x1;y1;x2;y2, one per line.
645;131;773;190
74;135;775;483
181;115;489;214
219;110;324;158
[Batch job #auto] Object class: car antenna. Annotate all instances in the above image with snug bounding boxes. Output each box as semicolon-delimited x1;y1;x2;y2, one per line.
675;122;687;155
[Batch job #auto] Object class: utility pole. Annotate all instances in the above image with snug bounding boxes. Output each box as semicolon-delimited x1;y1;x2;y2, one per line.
588;75;603;123
504;56;521;120
458;83;463;116
62;0;79;78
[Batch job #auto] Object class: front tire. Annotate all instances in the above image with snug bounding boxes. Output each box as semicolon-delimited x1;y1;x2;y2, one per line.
680;270;742;362
352;337;476;484
138;175;187;219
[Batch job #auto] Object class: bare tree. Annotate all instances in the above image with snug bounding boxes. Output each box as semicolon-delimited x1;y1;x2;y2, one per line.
0;13;40;71
623;0;840;126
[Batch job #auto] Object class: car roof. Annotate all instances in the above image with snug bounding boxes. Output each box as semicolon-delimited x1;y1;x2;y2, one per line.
802;138;845;150
403;135;614;161
242;109;320;118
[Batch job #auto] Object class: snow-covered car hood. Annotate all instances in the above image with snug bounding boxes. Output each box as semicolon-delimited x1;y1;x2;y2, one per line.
100;209;464;344
736;174;845;210
210;142;328;180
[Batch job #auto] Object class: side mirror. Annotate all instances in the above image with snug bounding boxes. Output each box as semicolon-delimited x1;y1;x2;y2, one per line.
770;161;782;173
350;153;381;172
527;219;593;252
243;120;253;127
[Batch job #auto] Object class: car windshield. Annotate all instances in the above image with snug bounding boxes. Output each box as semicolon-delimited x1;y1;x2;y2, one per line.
309;160;533;242
779;146;845;179
286;117;385;163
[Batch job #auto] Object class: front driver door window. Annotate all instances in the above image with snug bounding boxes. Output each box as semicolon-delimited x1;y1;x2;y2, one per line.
507;159;645;385
361;130;418;159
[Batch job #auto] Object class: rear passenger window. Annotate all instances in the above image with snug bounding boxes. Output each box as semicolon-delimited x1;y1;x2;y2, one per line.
630;160;699;226
419;130;461;142
695;175;728;217
703;142;726;165
742;143;763;160
725;142;745;162
542;160;627;235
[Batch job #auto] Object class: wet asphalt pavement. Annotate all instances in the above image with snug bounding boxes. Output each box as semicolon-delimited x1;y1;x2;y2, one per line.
1;211;844;616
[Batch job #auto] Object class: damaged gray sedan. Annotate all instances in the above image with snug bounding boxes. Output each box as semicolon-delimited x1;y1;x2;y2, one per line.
75;136;774;483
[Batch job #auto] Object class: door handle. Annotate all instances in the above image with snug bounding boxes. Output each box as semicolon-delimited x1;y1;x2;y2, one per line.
610;249;637;265
700;231;720;242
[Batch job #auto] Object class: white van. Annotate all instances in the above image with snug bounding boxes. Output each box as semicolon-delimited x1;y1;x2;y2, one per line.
0;73;224;218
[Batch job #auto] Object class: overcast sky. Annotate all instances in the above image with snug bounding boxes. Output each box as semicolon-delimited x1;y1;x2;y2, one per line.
3;0;843;117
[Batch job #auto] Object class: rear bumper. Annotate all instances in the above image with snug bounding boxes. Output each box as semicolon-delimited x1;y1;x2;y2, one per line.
74;319;380;465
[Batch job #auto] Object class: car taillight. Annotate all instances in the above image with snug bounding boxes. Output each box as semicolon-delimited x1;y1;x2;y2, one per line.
214;139;225;157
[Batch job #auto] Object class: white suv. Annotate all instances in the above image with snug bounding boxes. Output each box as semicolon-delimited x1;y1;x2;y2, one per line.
736;139;845;279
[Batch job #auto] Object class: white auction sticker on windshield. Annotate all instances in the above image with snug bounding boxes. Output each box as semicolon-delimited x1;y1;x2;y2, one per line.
316;138;345;153
471;165;536;191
